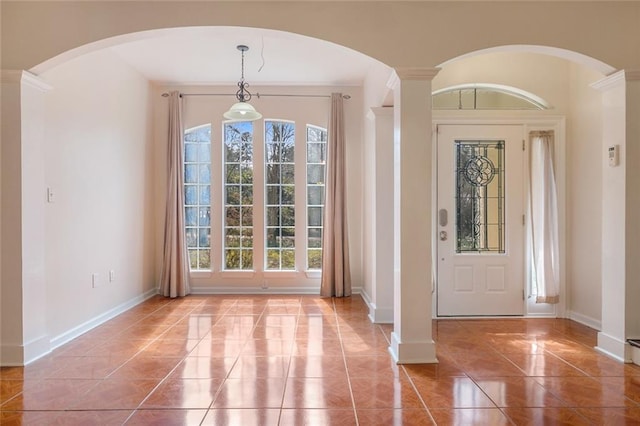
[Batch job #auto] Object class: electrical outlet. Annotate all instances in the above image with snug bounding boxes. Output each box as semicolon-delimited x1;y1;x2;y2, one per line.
92;273;100;288
109;270;115;282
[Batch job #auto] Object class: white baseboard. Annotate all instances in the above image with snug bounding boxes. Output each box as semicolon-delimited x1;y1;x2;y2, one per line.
190;286;320;295
632;346;640;366
596;331;630;363
23;335;52;365
49;288;158;353
369;306;394;324
359;289;372;306
1;335;52;366
360;290;393;323
364;293;393;324
190;285;363;296
567;310;602;331
389;332;438;364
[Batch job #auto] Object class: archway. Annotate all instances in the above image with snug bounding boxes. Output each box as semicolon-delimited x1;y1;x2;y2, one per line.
1;25;393;365
426;44;640;363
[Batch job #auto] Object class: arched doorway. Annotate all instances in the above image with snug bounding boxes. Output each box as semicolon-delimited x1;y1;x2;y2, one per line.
1;26;394;365
430;48;608;320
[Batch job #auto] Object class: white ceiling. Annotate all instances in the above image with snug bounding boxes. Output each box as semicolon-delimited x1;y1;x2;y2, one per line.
109;27;382;86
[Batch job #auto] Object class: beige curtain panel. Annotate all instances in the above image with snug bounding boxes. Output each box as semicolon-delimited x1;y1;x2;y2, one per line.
528;130;559;304
320;93;351;297
160;91;190;298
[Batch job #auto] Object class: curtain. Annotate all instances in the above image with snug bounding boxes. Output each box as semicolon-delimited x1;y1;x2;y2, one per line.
159;91;190;298
320;93;351;297
528;130;559;304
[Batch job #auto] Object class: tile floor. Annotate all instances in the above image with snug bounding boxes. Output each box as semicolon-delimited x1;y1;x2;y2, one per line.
2;295;640;425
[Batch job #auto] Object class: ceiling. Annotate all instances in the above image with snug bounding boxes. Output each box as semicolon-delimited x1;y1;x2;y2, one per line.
109;27;383;86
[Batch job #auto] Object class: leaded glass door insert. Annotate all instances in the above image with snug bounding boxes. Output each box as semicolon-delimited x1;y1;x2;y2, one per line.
455;140;505;254
437;125;524;316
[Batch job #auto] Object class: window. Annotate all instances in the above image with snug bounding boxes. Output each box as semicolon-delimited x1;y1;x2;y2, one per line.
182;118;326;276
265;120;296;270
224;121;254;270
184;124;212;270
306;125;327;269
433;84;550;110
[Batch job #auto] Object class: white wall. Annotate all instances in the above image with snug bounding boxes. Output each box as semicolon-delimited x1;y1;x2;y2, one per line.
41;49;155;340
153;84;364;293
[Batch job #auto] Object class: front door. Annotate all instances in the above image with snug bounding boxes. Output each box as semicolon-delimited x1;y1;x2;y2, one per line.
437;124;525;316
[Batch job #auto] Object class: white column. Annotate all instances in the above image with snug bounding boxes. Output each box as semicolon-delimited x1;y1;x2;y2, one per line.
1;71;51;365
366;107;394;323
592;70;640;362
388;68;439;364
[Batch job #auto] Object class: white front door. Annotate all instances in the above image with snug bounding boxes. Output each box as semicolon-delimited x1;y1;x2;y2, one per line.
437;124;525;316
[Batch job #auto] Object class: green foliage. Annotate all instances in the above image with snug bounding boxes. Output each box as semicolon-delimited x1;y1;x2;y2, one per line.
189;249;211;270
308;249;322;269
225;248;253;270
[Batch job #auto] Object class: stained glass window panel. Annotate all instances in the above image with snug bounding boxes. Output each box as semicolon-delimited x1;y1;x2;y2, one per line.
455;140;505;253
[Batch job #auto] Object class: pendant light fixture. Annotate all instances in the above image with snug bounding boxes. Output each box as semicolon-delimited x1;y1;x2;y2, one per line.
223;45;262;121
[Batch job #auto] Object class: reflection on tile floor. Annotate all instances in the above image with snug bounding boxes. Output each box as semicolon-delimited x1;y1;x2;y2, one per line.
2;294;640;425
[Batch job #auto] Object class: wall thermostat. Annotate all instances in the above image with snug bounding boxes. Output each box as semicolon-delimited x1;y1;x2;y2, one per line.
608;145;619;167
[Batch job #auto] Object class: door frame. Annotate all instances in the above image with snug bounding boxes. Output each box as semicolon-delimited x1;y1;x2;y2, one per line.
432;116;567;319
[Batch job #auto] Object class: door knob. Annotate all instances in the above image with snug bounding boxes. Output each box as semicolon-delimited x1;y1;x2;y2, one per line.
439;231;448;241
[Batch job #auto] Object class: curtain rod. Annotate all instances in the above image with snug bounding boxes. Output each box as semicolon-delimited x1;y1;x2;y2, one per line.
161;92;351;99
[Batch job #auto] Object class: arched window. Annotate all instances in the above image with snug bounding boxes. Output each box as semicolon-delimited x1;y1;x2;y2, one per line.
183;120;327;274
184;124;212;270
433;84;550;110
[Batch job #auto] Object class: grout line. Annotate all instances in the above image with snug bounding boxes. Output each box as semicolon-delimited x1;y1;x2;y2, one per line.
400;366;439;425
199;298;256;425
377;324;438;420
275;298;301;425
332;298;360;426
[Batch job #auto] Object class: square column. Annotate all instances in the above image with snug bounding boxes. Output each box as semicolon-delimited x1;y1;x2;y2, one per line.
1;71;51;365
592;70;640;362
388;68;439;364
366;107;395;323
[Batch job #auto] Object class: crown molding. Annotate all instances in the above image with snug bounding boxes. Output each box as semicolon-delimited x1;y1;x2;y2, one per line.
591;70;624;91
386;67;441;90
590;69;640;92
386;71;400;91
394;67;441;81
367;106;394;121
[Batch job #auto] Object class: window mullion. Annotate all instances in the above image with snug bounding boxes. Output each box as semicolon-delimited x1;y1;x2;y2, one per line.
294;120;306;273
